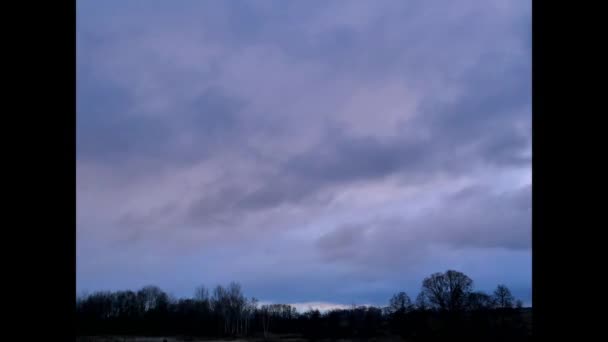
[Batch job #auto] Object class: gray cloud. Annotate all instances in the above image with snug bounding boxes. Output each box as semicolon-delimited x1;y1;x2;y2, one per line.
315;184;531;273
77;0;531;305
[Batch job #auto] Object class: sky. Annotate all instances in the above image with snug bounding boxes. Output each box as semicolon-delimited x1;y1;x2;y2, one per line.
77;0;532;309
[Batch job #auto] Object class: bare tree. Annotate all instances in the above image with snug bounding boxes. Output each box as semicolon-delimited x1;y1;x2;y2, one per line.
226;282;246;335
467;291;494;311
415;292;429;311
260;304;273;339
493;284;515;309
421;270;473;311
137;285;168;312
194;285;209;302
243;297;258;336
212;285;229;334
388;292;412;314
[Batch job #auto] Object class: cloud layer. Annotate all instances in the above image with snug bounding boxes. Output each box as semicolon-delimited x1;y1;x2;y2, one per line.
77;0;531;306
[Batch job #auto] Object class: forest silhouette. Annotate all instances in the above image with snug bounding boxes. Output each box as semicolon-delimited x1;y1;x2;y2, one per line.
76;269;531;341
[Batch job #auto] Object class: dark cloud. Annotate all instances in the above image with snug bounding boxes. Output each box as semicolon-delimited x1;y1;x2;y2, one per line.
77;0;531;305
77;72;248;165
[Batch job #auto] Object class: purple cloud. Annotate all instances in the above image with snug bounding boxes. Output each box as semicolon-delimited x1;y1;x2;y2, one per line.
77;0;531;306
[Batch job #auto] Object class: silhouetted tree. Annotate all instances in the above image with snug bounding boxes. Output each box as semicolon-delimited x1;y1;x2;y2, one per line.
421;270;473;312
493;284;515;309
75;273;531;341
467;291;494;311
387;291;415;337
415;292;429;311
388;291;413;314
137;286;168;312
210;282;249;336
194;285;209;302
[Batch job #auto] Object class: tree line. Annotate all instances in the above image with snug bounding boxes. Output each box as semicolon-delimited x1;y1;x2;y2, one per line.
76;270;531;341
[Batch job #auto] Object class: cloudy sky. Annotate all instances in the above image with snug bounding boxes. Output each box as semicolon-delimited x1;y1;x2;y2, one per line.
77;0;531;309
